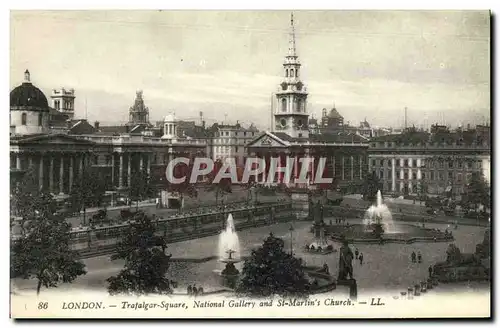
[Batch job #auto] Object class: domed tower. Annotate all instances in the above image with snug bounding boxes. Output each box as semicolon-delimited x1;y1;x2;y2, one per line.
10;70;49;135
161;112;177;140
274;13;309;139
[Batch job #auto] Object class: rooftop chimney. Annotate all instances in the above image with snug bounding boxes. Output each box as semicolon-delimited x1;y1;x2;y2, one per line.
94;121;100;130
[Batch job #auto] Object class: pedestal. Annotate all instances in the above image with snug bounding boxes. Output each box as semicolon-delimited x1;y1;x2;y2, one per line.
336;279;357;301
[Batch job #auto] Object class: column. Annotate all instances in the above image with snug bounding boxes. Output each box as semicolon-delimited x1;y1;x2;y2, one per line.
49;155;54;192
359;155;362;179
140;154;144;171
79;154;83;177
111;153;115;188
59;155;64;194
391;158;396;192
29;156;33;168
119;153;124;188
16;153;21;170
147;153;151;176
127;154;132;186
332;156;336;178
69;156;74;192
341;156;345;180
38;154;44;190
350;156;354;180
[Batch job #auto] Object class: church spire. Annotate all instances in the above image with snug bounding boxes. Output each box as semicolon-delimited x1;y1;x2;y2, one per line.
288;12;297;57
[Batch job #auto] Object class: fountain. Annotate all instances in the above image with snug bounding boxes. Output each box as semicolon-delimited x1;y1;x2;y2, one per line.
327;190;454;244
217;214;242;288
363;190;396;237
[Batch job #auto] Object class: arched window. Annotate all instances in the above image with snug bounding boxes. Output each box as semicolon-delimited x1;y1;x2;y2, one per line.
296;99;302;111
21;113;27;125
281;98;287;112
290;69;295;77
38;113;43;126
285;69;289;77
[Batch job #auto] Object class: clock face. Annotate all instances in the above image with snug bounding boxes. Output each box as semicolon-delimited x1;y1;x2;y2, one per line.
280;118;287;127
281;82;288;91
296;82;303;90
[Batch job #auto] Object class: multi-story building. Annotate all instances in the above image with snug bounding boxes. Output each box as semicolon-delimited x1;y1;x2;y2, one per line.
247;14;369;192
208;122;259;166
9;72;207;208
368;125;491;197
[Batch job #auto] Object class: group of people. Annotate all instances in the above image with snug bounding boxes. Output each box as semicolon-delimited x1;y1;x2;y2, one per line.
354;248;364;265
411;251;423;263
187;284;204;296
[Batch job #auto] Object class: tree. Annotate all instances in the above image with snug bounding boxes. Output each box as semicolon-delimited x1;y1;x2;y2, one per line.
361;171;382;203
10;167;55;235
461;172;490;212
69;166;106;224
11;192;86;295
207;159;232;207
237;233;311;297
163;163;198;211
129;168;154;211
107;212;172;295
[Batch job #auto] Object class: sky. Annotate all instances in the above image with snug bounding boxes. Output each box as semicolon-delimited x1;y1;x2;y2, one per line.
10;10;490;130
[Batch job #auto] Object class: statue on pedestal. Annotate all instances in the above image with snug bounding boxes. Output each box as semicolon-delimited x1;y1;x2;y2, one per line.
338;240;354;280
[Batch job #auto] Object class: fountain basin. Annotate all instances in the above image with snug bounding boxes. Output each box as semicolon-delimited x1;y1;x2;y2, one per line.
328;223;454;244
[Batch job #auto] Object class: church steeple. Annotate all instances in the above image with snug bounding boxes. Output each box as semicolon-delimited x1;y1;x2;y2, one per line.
273;12;309;139
288;13;297;57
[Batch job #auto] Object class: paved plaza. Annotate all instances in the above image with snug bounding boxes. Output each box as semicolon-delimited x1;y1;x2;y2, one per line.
12;216;489;297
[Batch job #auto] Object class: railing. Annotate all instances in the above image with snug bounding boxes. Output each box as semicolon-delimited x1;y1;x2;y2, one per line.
69;202;293;242
79;134;207;146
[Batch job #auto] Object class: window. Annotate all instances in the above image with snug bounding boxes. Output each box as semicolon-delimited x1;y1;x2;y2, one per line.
21;113;27;125
298;133;302;138
458;161;463;169
296;99;302;112
371;160;376;167
235;146;239;153
404;159;408;167
430;171;435;180
286;69;289;77
380;159;385;167
388;159;392;166
448;161;453;169
477;161;482;169
467;161;472;169
379;170;384;179
244;132;246;137
38;113;43;126
439;172;444;181
290;69;295;77
281;98;287;112
421;172;425;180
412;172;417;180
404;172;408;180
457;173;462;182
439;161;444;169
448;171;453;180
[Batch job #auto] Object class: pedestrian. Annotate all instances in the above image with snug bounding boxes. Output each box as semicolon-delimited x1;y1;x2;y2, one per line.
355;248;359;260
187;285;192;295
192;285;198;296
359;253;364;265
198;287;204;295
411;251;417;263
428;265;433;278
156;197;160;209
417;251;422;263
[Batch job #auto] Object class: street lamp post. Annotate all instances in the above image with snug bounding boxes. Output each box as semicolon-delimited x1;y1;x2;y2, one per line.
289;225;295;255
